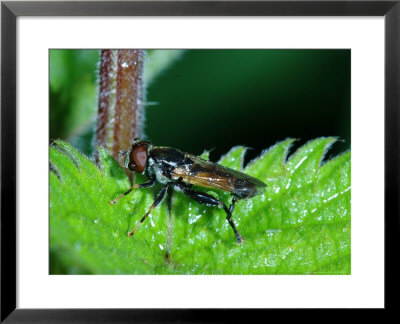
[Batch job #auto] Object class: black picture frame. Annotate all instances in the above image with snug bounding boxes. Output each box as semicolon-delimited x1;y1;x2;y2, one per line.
1;0;398;321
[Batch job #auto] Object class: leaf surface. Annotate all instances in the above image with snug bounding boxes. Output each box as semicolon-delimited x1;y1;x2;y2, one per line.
50;138;351;274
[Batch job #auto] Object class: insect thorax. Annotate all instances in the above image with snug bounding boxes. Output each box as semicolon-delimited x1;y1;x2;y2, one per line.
147;157;172;184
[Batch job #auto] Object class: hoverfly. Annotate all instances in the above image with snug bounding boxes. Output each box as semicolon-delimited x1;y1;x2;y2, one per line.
110;139;267;244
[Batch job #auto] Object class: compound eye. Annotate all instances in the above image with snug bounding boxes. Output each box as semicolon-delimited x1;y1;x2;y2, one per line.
129;145;148;173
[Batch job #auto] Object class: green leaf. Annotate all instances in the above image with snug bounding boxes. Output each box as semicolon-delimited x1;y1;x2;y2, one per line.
144;50;186;86
50;138;351;274
50;50;99;141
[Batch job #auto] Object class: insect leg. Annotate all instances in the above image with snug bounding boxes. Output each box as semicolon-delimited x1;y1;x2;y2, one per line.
225;196;243;244
229;197;237;214
128;184;169;237
165;186;174;263
177;184;243;244
110;176;156;205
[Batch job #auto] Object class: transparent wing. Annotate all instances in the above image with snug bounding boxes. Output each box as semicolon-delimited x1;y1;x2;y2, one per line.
171;154;266;199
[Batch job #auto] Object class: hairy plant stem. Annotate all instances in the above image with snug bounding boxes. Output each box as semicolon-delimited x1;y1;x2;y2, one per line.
96;49;144;179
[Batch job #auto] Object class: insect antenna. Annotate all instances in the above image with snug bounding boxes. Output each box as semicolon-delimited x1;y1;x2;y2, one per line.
118;150;130;169
118;150;128;159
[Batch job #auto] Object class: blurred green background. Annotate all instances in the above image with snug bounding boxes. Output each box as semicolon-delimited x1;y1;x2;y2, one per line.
50;49;350;162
